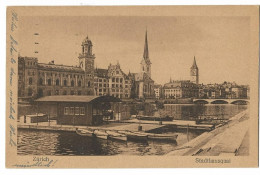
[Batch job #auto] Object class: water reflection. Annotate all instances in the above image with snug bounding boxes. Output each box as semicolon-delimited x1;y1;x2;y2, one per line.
17;104;247;155
163;104;247;120
17;129;200;156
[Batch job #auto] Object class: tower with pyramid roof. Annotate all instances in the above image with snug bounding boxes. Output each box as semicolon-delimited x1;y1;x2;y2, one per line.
190;56;199;84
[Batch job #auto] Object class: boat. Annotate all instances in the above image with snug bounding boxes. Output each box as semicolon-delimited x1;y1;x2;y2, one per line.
128;131;178;142
106;130;127;142
93;130;109;140
137;115;173;121
146;133;178;141
118;130;148;142
75;128;94;137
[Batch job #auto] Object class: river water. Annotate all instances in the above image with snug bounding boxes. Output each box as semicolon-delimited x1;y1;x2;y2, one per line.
17;104;248;156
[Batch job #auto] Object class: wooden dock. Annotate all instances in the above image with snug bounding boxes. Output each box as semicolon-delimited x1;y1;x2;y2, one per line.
18;117;214;133
17;121;166;133
116;119;215;131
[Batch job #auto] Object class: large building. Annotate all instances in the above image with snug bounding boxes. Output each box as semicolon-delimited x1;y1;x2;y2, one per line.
18;31;154;101
163;80;199;99
129;30;155;99
18;36;97;100
162;57;200;99
94;62;132;99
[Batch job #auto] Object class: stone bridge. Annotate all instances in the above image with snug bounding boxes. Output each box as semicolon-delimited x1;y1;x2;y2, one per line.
193;98;249;104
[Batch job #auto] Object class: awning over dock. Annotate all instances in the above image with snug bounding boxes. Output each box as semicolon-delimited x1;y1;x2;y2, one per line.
35;95;121;103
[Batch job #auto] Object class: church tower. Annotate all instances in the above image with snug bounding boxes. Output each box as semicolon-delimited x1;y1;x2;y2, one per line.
190;56;199;84
140;30;152;78
78;36;95;95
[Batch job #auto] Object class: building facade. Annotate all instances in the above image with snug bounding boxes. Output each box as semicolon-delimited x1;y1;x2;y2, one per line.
198;82;249;99
163;80;199;99
18;36;97;100
94;63;132;99
18;32;153;101
154;84;163;99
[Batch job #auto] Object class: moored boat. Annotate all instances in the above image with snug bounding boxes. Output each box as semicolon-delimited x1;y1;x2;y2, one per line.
106;130;127;142
146;133;178;141
137;115;173;121
75;128;94;137
118;130;148;142
129;131;178;142
94;130;109;140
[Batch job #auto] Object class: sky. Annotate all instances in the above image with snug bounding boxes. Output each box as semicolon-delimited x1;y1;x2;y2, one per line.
18;16;250;85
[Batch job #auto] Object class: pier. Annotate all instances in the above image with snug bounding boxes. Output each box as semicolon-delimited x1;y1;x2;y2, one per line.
17;121;166;133
115;119;215;131
17;117;214;133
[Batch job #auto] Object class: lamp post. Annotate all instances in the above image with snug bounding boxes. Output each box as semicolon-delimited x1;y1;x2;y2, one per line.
36;102;39;126
117;102;121;122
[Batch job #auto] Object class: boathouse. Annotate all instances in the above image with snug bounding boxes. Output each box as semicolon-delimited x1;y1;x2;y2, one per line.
35;95;121;126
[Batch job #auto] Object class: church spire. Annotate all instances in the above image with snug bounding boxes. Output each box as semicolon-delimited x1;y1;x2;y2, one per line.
191;56;198;69
143;29;149;60
140;29;152;78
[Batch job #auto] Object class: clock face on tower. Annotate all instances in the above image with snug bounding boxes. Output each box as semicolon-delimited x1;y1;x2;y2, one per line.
191;69;197;75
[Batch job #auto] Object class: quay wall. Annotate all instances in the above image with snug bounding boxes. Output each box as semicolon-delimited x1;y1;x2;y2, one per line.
166;109;249;156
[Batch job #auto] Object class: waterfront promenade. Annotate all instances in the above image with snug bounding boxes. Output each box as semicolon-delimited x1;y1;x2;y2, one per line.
17;109;249;156
17;117;214;133
166;109;249;156
17;120;166;133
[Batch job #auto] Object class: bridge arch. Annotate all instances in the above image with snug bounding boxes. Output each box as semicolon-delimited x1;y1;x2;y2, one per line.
210;100;229;104
193;99;209;104
230;100;249;105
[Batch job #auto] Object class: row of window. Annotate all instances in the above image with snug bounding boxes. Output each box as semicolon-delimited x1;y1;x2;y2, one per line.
111;94;129;98
34;78;90;87
43;90;82;96
165;89;181;92
27;61;37;66
96;78;130;84
112;78;124;83
64;107;85;115
97;78;107;82
95;83;130;88
39;89;93;96
97;83;108;87
32;78;130;88
38;72;84;79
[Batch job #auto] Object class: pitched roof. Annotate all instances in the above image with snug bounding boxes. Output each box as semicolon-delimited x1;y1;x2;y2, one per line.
38;63;84;73
35;95;121;103
95;68;108;78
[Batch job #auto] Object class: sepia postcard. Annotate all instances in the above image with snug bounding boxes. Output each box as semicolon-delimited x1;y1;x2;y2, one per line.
6;6;259;168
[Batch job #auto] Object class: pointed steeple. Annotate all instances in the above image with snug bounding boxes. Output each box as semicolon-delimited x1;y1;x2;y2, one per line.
191;56;198;69
143;29;149;60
